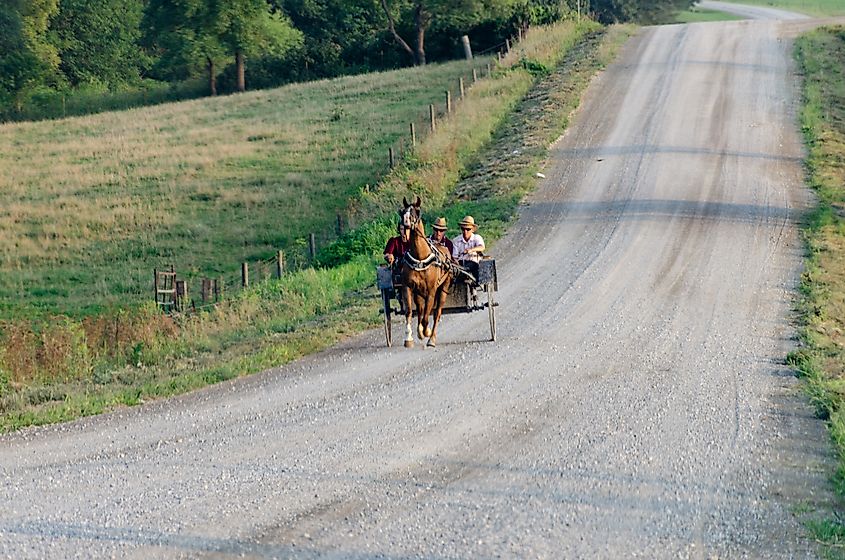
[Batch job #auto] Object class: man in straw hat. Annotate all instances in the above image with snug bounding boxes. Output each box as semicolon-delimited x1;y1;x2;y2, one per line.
429;217;454;257
452;215;485;278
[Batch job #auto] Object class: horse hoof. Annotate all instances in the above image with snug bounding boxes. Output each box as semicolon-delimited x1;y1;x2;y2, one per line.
404;340;414;348
427;340;436;348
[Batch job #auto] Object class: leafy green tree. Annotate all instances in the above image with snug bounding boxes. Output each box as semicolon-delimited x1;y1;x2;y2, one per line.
0;7;39;106
0;0;59;110
379;0;517;65
50;0;149;88
279;0;388;75
21;0;61;78
590;0;693;24
144;0;228;95
145;0;299;94
216;0;300;91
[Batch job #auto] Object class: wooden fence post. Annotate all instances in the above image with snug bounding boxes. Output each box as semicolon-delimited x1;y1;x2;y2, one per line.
389;147;396;168
461;35;473;60
153;268;158;304
309;233;317;260
505;38;511;53
487;62;492;76
446;90;452;114
214;278;221;301
410;122;416;147
242;262;249;287
336;213;343;236
277;250;285;278
175;280;187;312
201;279;210;304
459;77;465;100
429;104;436;132
472;68;478;83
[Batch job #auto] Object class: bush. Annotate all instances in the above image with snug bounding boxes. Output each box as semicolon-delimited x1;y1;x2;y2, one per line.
315;219;395;268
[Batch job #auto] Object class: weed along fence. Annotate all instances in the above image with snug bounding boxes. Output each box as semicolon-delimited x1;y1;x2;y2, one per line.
152;31;529;316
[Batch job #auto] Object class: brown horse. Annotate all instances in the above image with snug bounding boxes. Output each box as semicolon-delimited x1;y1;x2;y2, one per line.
398;197;453;348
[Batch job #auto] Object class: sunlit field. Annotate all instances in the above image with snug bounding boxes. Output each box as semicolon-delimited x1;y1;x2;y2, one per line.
0;60;484;317
719;0;845;17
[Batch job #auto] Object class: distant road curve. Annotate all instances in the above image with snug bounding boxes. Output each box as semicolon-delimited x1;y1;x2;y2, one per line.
698;0;810;20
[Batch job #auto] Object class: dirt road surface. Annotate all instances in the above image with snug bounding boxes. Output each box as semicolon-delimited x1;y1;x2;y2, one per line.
1;5;840;559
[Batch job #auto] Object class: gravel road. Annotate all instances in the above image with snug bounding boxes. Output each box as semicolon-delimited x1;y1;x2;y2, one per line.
1;5;840;559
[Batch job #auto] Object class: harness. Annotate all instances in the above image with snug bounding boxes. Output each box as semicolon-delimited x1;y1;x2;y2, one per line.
399;203;476;283
403;237;477;283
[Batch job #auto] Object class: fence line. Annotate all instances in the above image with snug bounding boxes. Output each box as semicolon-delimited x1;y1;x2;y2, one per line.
155;29;527;316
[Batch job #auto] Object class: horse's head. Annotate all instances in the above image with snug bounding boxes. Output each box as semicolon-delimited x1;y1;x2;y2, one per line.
400;196;423;235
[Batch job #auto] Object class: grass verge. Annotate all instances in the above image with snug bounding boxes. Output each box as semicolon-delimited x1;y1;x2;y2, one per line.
0;22;637;432
672;7;744;23
792;24;845;557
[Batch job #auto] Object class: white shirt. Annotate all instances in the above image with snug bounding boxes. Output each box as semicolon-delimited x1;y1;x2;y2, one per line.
452;232;485;262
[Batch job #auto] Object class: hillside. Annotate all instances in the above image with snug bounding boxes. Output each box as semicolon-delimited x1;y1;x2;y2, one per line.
0;60;484;317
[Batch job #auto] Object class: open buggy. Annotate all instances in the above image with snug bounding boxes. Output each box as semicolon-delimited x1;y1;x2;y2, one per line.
376;257;498;347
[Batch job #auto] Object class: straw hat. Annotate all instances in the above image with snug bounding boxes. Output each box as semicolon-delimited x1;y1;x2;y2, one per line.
458;215;478;232
432;217;448;231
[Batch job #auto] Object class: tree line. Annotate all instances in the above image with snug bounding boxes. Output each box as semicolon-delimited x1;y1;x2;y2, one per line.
1;0;693;116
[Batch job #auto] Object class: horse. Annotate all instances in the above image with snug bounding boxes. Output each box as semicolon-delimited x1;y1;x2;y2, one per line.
398;197;453;348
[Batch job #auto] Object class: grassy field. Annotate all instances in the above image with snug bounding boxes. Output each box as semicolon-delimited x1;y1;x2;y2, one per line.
0;59;486;318
672;7;744;23
792;25;845;553
719;0;845;17
0;21;635;430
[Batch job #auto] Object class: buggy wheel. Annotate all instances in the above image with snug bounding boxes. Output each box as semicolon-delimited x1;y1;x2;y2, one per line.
382;290;393;347
487;285;496;342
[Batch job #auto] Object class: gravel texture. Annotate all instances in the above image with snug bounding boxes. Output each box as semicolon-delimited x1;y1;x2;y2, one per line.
1;5;842;559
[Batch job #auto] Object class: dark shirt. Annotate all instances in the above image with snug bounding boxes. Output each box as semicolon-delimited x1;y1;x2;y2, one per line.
384;236;408;262
429;234;454;256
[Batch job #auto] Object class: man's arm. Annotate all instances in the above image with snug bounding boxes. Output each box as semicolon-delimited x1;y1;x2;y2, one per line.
384;238;396;264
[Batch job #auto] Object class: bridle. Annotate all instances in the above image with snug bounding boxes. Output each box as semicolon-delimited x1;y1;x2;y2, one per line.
400;204;420;232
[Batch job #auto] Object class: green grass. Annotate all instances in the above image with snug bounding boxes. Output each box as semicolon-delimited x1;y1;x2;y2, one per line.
672;7;745;23
793;24;845;554
0;59;487;318
718;0;845;17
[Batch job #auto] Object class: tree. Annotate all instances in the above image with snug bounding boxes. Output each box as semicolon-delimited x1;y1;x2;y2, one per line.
20;0;61;79
216;0;299;92
144;0;228;95
0;7;39;106
144;0;299;94
51;0;149;88
279;0;387;76
379;0;516;65
590;0;693;24
0;0;59;110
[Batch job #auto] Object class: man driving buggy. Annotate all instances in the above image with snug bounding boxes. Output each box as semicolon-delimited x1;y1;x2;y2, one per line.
452;215;485;280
